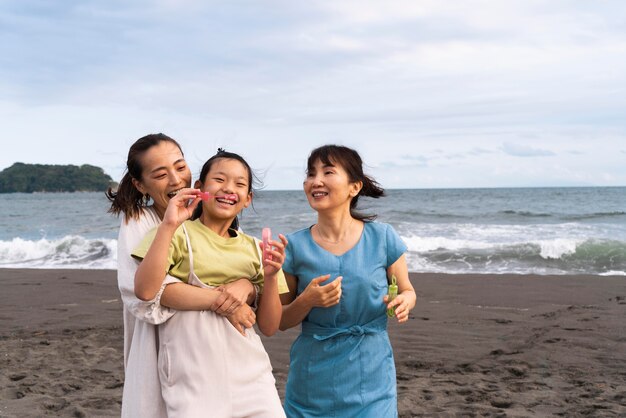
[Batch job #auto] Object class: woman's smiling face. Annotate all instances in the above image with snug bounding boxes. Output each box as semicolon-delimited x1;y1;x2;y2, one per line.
132;141;192;218
303;158;360;213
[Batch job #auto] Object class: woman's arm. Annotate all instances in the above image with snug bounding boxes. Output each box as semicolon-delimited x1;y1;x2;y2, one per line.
279;272;343;331
217;279;256;306
384;254;416;323
117;213;182;325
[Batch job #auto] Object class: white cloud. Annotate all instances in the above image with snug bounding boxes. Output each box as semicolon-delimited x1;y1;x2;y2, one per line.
1;1;625;188
501;142;555;157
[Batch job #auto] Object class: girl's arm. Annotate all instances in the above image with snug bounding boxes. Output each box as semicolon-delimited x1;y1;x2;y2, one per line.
256;234;288;336
134;220;180;301
383;254;416;323
134;189;245;315
129;189;249;314
134;189;200;300
137;239;245;314
279;273;342;331
256;273;281;336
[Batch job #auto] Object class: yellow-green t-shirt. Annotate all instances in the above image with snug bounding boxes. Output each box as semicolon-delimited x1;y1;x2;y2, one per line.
132;219;289;294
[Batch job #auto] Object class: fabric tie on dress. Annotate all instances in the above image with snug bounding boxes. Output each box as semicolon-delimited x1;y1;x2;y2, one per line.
302;316;387;361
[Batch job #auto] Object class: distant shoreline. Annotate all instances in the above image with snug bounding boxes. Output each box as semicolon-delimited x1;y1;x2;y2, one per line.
0;163;116;193
1;185;624;193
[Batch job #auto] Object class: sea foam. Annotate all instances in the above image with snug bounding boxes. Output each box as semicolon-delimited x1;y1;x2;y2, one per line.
0;236;117;269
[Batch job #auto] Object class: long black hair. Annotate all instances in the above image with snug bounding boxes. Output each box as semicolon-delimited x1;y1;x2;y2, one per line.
307;144;385;221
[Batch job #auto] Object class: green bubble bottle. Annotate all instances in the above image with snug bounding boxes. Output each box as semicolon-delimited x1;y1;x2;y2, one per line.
387;275;398;318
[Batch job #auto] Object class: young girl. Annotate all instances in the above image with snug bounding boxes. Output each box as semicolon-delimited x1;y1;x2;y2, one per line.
280;145;416;417
132;149;289;418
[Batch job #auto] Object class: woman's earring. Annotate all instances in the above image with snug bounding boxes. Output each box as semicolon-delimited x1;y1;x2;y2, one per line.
143;194;150;205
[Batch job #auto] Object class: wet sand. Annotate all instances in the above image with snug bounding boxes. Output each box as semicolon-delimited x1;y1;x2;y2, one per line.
1;269;625;417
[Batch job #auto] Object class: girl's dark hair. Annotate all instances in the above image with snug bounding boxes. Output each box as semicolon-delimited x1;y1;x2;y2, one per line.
307;144;385;221
192;148;259;231
106;133;184;220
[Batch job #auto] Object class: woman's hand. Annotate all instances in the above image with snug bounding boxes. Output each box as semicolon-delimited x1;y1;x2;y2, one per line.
383;292;413;323
384;255;416;323
210;288;243;316
227;304;257;336
301;274;343;308
260;234;288;278
279;272;342;331
217;278;254;306
161;188;202;228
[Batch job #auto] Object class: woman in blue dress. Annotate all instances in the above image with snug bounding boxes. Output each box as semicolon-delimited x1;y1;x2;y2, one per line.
280;145;417;417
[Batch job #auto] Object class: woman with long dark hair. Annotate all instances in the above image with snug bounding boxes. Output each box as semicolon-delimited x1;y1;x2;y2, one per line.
108;134;257;417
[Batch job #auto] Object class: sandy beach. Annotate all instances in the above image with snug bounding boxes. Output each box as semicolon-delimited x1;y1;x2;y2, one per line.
1;269;625;417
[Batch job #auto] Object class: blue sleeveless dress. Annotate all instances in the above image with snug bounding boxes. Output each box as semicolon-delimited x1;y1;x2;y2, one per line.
283;222;407;418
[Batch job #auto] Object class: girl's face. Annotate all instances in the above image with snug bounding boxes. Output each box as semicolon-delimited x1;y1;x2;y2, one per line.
132;141;192;218
303;158;361;213
196;158;252;222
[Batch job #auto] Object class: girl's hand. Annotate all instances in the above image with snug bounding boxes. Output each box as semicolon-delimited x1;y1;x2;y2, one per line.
217;278;254;306
260;234;288;278
302;274;342;308
227;304;256;336
383;293;411;323
162;188;202;228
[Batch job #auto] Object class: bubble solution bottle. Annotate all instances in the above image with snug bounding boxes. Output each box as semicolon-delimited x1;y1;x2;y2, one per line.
386;275;398;318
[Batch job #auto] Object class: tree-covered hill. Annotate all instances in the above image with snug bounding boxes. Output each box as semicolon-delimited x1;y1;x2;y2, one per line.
0;163;117;193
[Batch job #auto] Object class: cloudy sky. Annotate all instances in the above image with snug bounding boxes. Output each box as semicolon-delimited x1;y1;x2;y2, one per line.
2;1;625;189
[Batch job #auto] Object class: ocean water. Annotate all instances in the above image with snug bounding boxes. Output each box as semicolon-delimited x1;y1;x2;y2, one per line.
0;187;625;275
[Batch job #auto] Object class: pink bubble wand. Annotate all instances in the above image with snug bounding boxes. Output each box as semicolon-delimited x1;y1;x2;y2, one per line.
196;191;238;201
262;227;272;262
